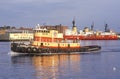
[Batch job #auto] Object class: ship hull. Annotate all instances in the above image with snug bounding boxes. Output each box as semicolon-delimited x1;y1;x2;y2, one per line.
11;43;101;55
64;35;118;40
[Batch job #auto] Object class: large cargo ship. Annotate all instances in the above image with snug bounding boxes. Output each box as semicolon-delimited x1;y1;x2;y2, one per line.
64;20;118;40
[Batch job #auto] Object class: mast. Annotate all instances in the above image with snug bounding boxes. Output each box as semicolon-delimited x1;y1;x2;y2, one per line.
91;22;94;31
72;18;77;34
72;18;75;27
105;24;108;32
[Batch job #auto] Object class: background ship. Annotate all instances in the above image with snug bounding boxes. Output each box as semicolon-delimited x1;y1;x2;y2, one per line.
64;20;118;40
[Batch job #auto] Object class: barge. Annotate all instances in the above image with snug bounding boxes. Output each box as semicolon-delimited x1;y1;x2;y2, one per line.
11;24;101;55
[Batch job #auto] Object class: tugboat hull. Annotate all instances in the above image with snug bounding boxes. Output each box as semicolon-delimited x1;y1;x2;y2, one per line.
11;43;101;55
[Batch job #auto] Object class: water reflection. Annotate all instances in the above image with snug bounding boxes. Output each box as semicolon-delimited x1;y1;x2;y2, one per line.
32;55;59;79
11;54;81;79
33;55;81;79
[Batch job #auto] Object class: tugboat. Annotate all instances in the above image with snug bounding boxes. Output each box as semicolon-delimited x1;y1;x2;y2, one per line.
11;24;101;55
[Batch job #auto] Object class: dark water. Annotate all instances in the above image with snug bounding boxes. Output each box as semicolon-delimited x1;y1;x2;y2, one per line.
0;41;120;79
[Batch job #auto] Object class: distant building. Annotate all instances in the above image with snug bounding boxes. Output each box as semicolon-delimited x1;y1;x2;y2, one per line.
0;27;33;41
40;24;68;34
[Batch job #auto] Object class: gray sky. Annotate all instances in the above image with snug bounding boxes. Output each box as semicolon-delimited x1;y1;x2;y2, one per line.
0;0;120;32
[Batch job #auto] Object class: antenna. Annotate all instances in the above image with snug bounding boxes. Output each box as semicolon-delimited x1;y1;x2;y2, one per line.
72;16;76;27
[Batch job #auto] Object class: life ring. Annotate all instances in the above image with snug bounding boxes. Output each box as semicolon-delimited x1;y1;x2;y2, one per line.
21;47;26;53
11;46;14;51
42;48;47;53
37;48;42;53
16;47;20;52
67;49;70;53
27;47;32;53
32;47;37;53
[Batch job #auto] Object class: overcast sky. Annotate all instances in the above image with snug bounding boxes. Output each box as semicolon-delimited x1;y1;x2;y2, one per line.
0;0;120;32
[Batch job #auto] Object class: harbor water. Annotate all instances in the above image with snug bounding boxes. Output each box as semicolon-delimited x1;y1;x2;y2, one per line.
0;40;120;79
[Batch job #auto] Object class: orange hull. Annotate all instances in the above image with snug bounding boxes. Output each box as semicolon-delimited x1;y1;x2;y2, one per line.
64;35;118;40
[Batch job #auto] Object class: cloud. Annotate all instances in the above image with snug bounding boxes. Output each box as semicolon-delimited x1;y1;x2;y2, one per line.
0;0;69;4
0;0;120;32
